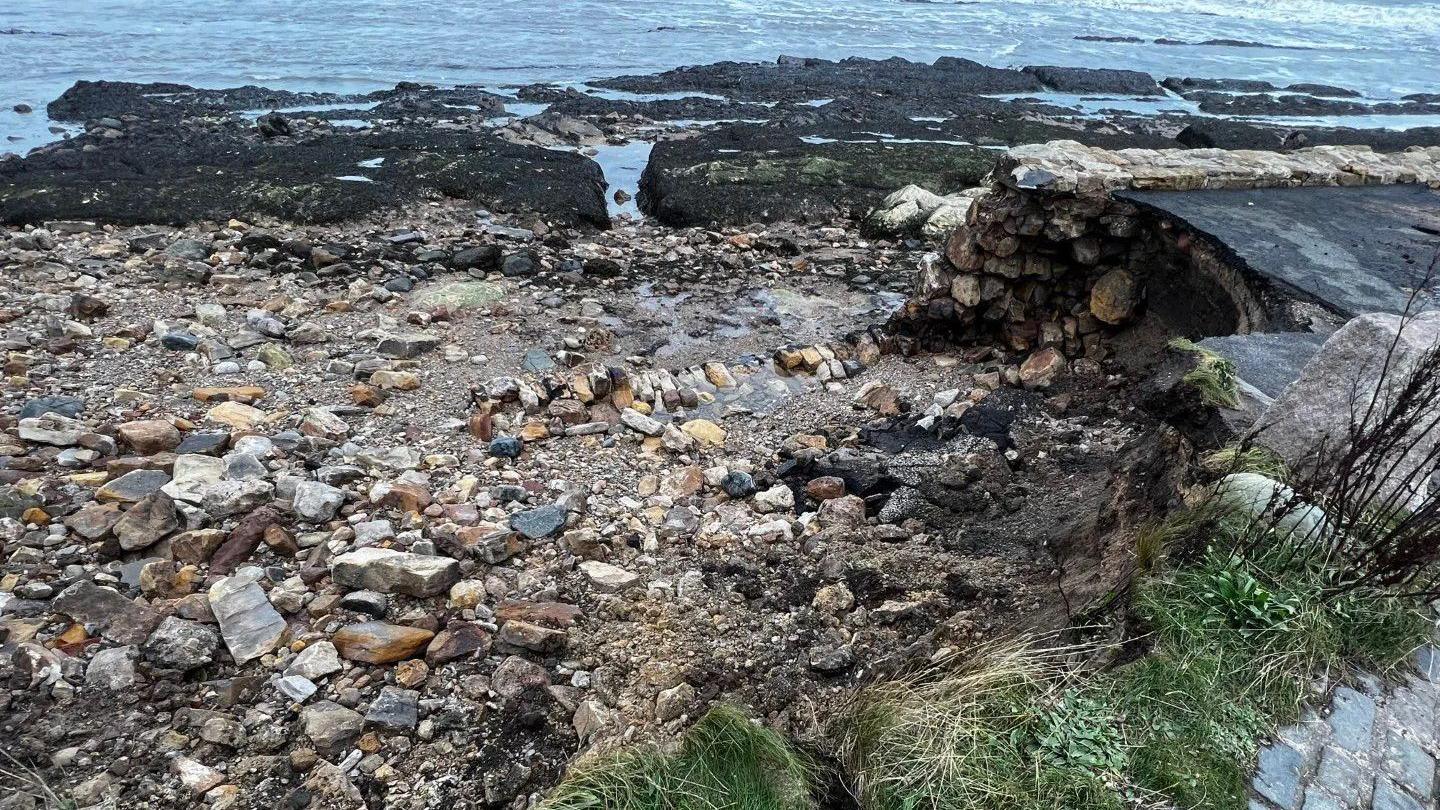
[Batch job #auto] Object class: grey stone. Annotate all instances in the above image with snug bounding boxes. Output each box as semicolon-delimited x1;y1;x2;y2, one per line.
1326;686;1376;752
365;686;419;731
1312;746;1369;808
353;519;395;546
84;646;137;690
199;716;247;748
175;431;230;455
276;674;318;703
491;655;550;699
201;478;274;516
331;547;460;597
1413;645;1440;682
1372;777;1425;810
1385;684;1438;749
208;569;286;664
113;492;179;551
1299;790;1344;810
293;480;345;522
377;333;439;359
1197;332;1328;400
223;452;268;481
52;581;161;644
97;469;171;503
1380;729;1434;800
510;504;567;539
285;641;343;681
143;616;221;671
1254;741;1306;810
302;700;364;749
19;395;85;420
1259;310;1440;508
337;591;387;619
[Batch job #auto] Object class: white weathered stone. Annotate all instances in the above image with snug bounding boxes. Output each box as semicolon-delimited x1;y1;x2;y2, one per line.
208;568;286;664
579;560;640;593
1213;473;1330;541
331;547;460;597
620;407;664;436
285;640;343;680
162;454;226;504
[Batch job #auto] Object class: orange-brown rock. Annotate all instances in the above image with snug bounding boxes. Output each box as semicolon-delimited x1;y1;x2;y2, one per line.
331;622;434;664
193;386;266;404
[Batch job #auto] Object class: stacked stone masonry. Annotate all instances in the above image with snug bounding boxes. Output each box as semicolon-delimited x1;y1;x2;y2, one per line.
896;141;1440;356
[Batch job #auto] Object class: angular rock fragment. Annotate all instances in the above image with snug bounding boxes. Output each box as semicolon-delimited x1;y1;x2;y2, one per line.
331;621;434;664
113;492;179;551
52;581;161;645
331;548;461;597
144;616;221;671
208;569;287;664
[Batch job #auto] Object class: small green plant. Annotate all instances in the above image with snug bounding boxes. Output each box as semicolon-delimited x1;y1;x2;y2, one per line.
1169;338;1241;409
542;705;813;810
1030;690;1128;774
1196;565;1300;632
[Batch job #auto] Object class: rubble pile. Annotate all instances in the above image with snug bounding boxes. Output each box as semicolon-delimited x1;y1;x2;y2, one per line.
0;199;1175;809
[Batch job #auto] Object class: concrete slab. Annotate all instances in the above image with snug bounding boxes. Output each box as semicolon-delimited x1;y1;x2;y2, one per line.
1118;185;1440;318
1198;332;1328;400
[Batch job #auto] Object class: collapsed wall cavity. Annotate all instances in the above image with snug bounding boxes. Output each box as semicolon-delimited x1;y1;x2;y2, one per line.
893;141;1440;356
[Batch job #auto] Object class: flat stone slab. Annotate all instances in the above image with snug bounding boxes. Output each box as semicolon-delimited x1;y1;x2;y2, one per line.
1118;184;1440;318
1197;332;1328;400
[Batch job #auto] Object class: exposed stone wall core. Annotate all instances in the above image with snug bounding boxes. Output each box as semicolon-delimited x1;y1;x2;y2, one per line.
893;141;1440;356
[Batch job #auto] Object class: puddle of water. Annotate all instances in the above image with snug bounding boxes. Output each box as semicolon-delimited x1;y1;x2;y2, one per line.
799;133;982;147
587;140;654;219
580;86;730;103
1234;112;1440;130
330;119;374;129
801;98;834;107
356;157;385;168
656;118;769;127
503;101;551;118
334;174;373;182
236;100;382;120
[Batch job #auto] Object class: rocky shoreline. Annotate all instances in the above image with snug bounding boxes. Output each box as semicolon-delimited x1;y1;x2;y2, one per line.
6;56;1440;231
0;55;1437;810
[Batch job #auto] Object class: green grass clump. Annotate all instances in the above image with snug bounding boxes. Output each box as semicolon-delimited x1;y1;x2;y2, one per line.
1101;537;1429;809
1200;444;1289;480
832;641;1126;810
542;705;814;810
1169;338;1241;409
830;514;1429;810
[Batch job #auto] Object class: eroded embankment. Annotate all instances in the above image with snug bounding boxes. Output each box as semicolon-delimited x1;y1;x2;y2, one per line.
892;142;1440;361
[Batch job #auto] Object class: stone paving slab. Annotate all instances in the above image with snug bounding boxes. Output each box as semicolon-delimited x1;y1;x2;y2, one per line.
1117;184;1440;319
1250;645;1440;810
